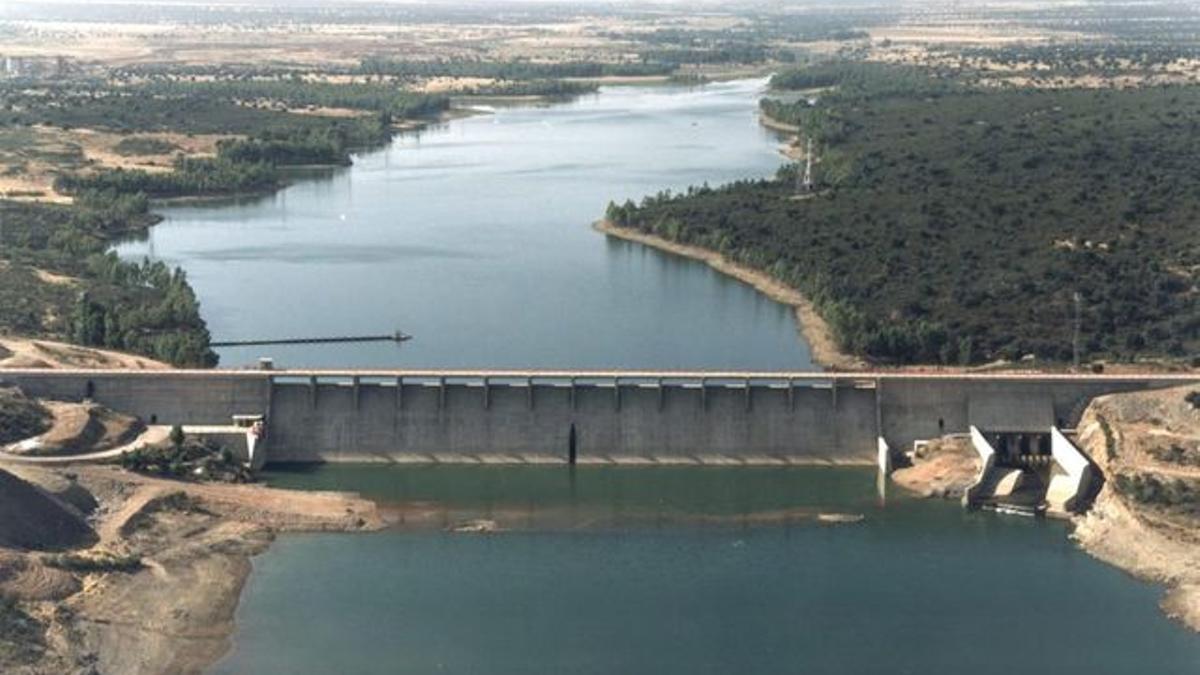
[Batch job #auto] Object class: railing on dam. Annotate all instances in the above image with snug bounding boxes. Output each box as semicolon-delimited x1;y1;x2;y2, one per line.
8;366;1200;382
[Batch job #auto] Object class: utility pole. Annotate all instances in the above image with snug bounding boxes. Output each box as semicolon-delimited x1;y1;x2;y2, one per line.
1072;290;1082;370
803;135;814;193
795;135;815;195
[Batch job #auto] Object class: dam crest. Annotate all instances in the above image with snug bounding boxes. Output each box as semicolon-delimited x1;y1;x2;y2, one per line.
2;369;1194;470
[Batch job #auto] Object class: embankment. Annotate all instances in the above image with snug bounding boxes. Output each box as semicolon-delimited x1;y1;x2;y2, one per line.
1071;385;1200;632
593;219;863;370
0;464;383;674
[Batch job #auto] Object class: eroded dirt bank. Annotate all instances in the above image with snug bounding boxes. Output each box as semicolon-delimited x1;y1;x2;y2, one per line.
0;465;382;674
1071;385;1200;632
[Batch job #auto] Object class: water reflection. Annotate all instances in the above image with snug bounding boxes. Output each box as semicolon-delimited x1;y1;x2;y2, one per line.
114;80;809;370
265;464;885;532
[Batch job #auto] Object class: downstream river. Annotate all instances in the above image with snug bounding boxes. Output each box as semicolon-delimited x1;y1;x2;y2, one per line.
114;81;1199;672
117;78;811;370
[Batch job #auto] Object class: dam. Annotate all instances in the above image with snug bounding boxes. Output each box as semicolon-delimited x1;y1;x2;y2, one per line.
3;368;1195;466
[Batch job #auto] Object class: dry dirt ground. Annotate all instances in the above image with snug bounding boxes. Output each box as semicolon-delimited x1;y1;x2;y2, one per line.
0;464;383;675
4;401;144;457
0;15;735;69
891;435;979;500
1072;385;1200;632
0;338;169;370
0;125;226;202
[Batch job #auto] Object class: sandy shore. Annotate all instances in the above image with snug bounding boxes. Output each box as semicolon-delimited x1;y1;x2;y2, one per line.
594;220;863;370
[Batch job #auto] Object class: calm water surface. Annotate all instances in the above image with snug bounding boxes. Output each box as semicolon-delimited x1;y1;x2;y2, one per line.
139;82;1199;672
213;466;1200;674
116;79;810;370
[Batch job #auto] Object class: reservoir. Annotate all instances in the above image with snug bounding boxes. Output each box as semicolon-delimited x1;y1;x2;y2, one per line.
110;81;1199;671
215;466;1200;674
115;78;811;370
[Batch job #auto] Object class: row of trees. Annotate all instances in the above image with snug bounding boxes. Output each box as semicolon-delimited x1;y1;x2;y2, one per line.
135;80;450;119
55;157;279;199
358;58;675;79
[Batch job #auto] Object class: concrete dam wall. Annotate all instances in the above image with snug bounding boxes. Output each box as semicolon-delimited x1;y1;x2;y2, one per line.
2;369;1196;464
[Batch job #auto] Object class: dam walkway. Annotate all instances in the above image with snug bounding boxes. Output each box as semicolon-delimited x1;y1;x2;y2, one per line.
2;368;1196;466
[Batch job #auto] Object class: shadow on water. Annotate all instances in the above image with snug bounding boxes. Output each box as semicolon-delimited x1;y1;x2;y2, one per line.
262;463;929;532
220;463;1200;675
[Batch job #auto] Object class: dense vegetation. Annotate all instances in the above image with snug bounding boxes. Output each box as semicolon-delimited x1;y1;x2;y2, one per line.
54;157;279;198
0;196;217;366
0;84;360;136
458;79;598;98
1;79;436;198
1148;444;1200;467
611;66;1200;365
43;552;143;573
1114;473;1200;515
120;431;250;482
112;137;179;157
358;58;675;79
133;80;449;119
770;61;963;103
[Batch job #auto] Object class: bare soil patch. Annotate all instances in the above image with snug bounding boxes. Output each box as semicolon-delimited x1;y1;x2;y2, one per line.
0;337;169;370
892;435;979;499
0;469;96;551
8;402;144;457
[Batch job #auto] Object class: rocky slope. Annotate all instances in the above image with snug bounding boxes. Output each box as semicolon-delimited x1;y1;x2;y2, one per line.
1072;385;1200;631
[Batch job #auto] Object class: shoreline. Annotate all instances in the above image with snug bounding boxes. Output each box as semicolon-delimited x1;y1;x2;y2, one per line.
1069;389;1200;633
593;219;864;370
0;464;385;674
758;111;801;134
758;110;805;160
